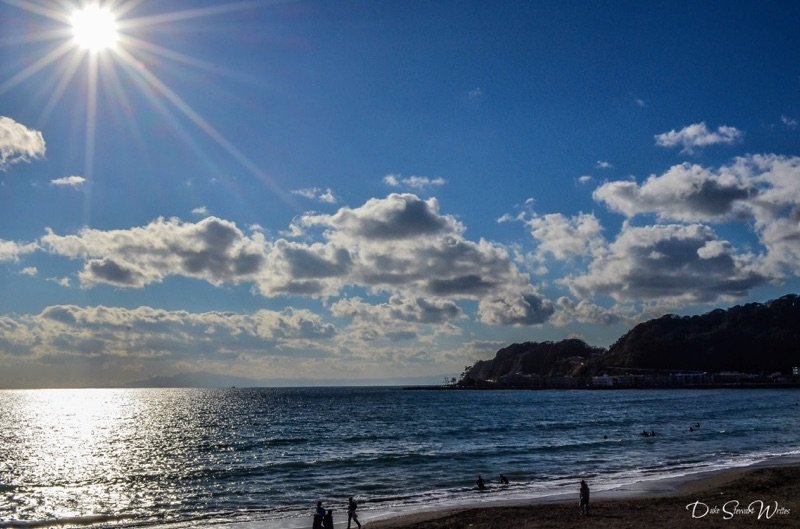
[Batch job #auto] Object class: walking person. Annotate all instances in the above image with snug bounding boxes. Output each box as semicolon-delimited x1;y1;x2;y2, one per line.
579;479;590;516
313;501;325;529
347;496;362;529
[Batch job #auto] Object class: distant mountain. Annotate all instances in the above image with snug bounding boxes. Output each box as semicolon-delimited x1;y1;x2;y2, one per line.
125;371;450;388
124;372;264;388
459;294;800;385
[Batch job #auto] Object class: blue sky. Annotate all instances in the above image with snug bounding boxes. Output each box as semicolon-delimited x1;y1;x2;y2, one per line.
1;0;799;388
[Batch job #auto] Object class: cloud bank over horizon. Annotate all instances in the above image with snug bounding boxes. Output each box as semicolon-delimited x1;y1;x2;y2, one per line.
2;111;799;385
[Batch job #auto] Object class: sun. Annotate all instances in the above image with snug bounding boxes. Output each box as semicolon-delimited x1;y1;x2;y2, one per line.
70;4;119;53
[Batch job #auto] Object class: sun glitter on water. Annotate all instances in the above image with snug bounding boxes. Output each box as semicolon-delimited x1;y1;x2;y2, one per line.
70;4;118;53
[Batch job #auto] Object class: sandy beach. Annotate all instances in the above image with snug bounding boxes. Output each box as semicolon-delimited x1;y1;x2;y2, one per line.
365;463;800;529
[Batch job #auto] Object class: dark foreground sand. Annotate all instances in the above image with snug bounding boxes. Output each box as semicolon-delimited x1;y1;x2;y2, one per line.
365;466;800;529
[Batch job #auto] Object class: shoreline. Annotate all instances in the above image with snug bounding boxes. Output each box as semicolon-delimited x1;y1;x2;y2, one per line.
362;455;800;529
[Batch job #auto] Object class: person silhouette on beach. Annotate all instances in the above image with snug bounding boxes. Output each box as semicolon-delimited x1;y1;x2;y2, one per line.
579;480;590;516
313;501;325;529
476;475;486;491
347;496;362;529
323;509;334;529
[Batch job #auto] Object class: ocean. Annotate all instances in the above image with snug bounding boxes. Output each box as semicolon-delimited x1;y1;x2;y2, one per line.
1;387;799;528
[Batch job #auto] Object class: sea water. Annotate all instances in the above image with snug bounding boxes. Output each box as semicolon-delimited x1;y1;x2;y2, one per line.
1;387;799;528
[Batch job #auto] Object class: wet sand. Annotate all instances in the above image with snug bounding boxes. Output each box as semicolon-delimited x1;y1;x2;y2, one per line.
365;464;800;529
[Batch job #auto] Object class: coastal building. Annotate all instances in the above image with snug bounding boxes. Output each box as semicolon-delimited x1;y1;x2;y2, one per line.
592;375;614;387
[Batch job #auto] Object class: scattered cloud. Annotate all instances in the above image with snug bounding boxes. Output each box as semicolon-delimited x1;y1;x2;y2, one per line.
478;291;554;326
49;175;86;188
593;154;800;278
655;122;743;154
781;115;798;129
291;187;337;204
46;277;72;288
595;160;613;169
296;194;551;325
525;212;605;261
34;194;552;327
593;162;753;222
468;87;483;99
383;174;446;190
192;206;210;217
564;223;766;307
332;295;464;326
40;216;267;288
0;304;336;366
0;239;37;262
20;266;38;277
331;295;464;342
578;175;594;185
551;296;624;326
0;116;46;171
496;212;519;223
634;98;647;108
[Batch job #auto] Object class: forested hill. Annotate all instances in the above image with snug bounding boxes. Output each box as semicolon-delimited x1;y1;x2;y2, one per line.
603;294;800;372
463;339;604;382
459;294;800;385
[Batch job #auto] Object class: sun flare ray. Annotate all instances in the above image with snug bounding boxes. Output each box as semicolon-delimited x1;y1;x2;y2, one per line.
119;1;262;30
37;50;84;126
0;28;70;47
2;0;71;23
0;40;73;95
123;35;233;77
82;53;99;225
115;46;292;204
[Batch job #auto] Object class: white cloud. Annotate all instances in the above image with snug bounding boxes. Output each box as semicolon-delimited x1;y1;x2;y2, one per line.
551;297;624;326
0;116;45;171
0;239;37;262
48;277;72;288
578;175;594;185
40;216;267;288
634;98;647;108
654;122;743;154
50;175;86;188
593;162;753;222
595;160;613;169
478;290;554;326
331;295;464;343
497;213;519;224
564;223;766;306
332;295;464;326
781;115;798;129
593;154;800;278
0;304;336;364
296;194;552;325
20;266;38;277
526;212;605;261
468;87;483;99
35;195;552;326
383;174;446;190
192;206;210;217
291;187;337;204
